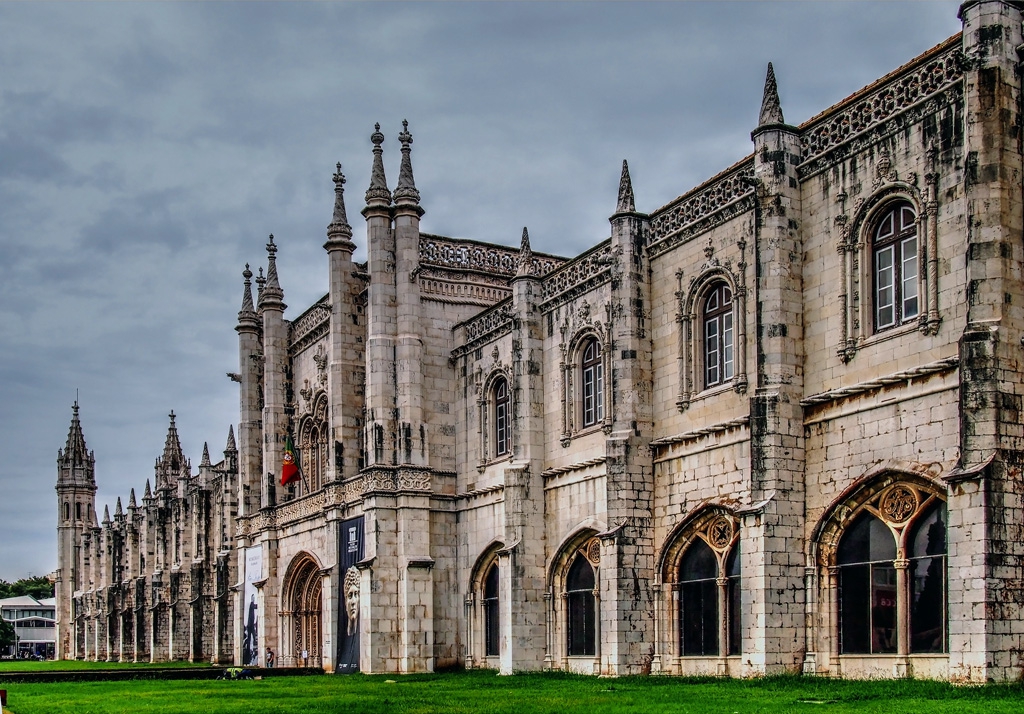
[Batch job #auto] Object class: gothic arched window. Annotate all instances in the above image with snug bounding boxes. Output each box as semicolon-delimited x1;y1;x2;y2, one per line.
872;202;918;332
566;553;596;656
836;492;946;655
63;502;71;522
581;338;604;428
678;538;741;656
493;377;511;457
703;282;733;389
298;396;329;495
483;562;500;657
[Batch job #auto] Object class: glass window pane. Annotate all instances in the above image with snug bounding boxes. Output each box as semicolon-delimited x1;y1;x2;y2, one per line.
839;563;871;654
722;312;733;381
837;513;896;565
909;502;947;654
567;554;595;591
680;579;719;656
871;563;897;653
902;237;918;320
875;246;895;328
680;539;718;581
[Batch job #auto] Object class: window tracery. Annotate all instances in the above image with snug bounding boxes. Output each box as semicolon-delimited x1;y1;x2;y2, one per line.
297;393;329;495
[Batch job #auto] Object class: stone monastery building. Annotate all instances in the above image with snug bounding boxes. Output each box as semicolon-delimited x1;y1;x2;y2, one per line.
55;1;1024;682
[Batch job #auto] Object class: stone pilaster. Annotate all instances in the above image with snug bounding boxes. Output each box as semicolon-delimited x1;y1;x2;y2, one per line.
745;64;806;675
602;162;655;675
949;0;1024;683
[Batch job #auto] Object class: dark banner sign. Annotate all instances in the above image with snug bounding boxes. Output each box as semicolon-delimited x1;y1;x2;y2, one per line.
337;515;364;672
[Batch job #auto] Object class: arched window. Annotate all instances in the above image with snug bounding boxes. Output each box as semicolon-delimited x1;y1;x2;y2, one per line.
63;502;71;522
483;563;500;657
837;513;897;654
908;502;946;653
703;283;733;389
835;489;946;655
493;378;511;457
298;396;329;495
873;202;918;331
581;338;603;428
678;538;741;656
76;502;81;520
566;553;596;656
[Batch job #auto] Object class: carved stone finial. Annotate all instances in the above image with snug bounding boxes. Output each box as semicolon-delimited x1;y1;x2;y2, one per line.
758;62;785;126
200;442;211;467
366;122;392;205
238;263;256;320
114;497;123;518
394;119;421;205
516;226;534;277
102;504;111;524
129;488;137;509
616;159;635;213
144;479;152;499
225;424;236;453
328;162;353;240
259;234;285;309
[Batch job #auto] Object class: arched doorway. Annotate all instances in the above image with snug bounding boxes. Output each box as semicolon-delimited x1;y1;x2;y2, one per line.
287;555;323;667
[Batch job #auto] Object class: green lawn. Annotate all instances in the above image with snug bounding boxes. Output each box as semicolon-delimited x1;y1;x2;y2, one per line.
0;659;212;672
3;671;1024;714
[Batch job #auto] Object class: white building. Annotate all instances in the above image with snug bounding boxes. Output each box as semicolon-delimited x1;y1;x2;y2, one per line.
1;596;55;659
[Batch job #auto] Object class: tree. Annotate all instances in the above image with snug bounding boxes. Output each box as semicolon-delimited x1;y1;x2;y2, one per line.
0;577;54;601
0;617;14;654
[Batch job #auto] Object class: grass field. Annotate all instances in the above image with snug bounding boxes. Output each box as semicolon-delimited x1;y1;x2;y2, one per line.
0;660;212;672
3;670;1024;714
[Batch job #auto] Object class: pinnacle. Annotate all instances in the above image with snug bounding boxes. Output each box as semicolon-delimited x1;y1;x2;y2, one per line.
758;62;785;126
616;160;636;214
59;400;91;470
516;226;534;277
129;488;137;509
259;235;286;309
115;497;123;518
394;119;421;206
144;479;152;499
327;162;355;249
365;122;393;206
238;263;256;320
225;424;237;452
201;442;211;467
103;504;111;523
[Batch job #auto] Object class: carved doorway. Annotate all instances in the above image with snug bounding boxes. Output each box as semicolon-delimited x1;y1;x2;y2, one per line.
289;556;323;667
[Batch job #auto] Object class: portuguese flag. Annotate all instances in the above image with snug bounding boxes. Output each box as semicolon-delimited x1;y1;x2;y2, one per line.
281;434;301;486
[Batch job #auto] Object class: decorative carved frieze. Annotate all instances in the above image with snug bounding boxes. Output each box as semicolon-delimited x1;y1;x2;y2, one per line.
460;300;513;348
801;42;962;163
420;234;561;277
649;161;756;248
289;297;331;353
538;242;614;312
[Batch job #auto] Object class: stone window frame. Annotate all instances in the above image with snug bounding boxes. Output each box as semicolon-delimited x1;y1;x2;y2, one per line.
560;329;612;446
493;376;511;458
547;529;603;672
656;507;741;667
812;471;947;664
466;541;504;668
675;268;747;412
477;366;514;469
837;180;939;363
296;391;329;495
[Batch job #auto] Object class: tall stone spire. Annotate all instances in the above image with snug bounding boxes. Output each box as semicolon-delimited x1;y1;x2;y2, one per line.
258;235;285;310
144;479;152;500
365;123;392;205
114;497;123;518
225;424;236;452
758;62;785;126
326;163;356;251
516;227;534;277
129;488;137;510
393;119;421;206
59;401;89;466
156;411;187;489
102;504;110;524
200;442;211;467
616;160;635;214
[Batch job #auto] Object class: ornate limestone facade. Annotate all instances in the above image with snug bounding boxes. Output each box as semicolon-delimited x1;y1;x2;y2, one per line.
56;2;1024;681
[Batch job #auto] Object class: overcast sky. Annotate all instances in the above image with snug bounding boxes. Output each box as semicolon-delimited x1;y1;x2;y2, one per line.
0;2;963;581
